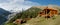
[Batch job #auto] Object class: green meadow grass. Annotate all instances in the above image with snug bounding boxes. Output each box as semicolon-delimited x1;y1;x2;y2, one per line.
21;15;60;25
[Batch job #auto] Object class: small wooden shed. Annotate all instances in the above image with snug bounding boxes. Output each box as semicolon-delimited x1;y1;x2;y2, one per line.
39;7;58;18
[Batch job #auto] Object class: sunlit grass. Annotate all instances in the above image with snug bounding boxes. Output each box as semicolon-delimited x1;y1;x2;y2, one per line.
21;15;60;25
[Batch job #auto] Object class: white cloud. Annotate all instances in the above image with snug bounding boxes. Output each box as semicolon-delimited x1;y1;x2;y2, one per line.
0;0;40;13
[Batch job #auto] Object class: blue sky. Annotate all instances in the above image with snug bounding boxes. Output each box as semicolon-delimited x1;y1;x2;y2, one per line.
0;0;60;12
26;0;60;6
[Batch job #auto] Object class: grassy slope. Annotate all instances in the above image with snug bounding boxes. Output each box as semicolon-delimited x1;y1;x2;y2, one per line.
22;15;60;25
4;7;42;25
21;7;60;25
5;6;60;25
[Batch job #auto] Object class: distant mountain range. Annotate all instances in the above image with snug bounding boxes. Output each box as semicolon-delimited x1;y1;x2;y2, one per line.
0;8;11;25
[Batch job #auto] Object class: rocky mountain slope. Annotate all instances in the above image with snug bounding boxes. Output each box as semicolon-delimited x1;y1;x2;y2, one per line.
0;8;11;25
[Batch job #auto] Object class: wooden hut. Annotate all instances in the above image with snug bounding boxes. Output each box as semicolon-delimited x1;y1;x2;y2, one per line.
39;7;58;18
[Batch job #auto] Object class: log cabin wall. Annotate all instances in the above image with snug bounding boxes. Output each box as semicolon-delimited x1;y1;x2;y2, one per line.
39;7;58;17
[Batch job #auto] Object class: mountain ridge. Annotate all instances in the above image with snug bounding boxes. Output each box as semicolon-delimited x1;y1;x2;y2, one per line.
0;8;11;25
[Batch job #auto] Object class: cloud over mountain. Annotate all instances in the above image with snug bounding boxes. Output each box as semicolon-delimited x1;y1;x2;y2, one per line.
0;0;40;12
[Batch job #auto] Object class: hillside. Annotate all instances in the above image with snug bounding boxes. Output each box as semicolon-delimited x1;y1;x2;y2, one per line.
4;6;60;25
0;8;11;25
21;15;60;25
